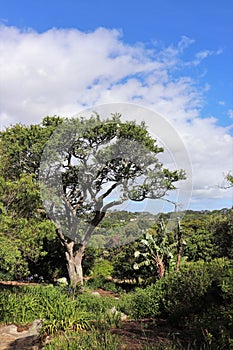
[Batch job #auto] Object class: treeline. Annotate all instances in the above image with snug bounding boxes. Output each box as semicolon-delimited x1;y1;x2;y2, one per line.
0;192;232;283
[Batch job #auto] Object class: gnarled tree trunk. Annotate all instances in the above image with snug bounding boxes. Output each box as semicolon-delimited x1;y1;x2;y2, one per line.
56;226;86;286
65;242;85;286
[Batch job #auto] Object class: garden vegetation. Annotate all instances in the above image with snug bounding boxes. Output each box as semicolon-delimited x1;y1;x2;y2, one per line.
0;116;232;349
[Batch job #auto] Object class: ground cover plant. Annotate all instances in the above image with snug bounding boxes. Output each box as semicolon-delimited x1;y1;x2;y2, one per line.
0;285;93;333
1;255;232;349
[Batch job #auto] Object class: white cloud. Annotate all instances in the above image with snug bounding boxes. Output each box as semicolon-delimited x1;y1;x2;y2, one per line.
191;48;223;66
228;109;233;119
0;25;232;210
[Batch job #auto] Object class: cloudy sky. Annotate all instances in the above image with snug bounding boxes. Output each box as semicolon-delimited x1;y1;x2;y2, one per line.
0;0;232;211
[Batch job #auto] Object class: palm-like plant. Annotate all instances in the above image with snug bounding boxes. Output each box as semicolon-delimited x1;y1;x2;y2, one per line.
134;220;176;278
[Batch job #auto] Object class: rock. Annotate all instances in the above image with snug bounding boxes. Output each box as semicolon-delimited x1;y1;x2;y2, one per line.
120;313;128;321
27;319;42;336
92;291;100;296
109;307;128;321
0;324;19;337
0;320;42;350
0;319;42;338
56;277;68;285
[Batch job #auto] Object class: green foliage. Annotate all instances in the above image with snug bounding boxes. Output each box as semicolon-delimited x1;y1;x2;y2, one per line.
118;283;163;319
86;276;119;293
134;222;175;278
179;208;233;262
116;257;233;348
0;235;29;280
75;292;116;314
0;116;63;180
156;258;233;320
0;128;61;281
0;285;93;333
1;116;232;350
181;217;213;262
0;117;66;282
82;246;96;276
112;241;148;282
40;114;184;285
131;288;161;319
0;115;184;286
30;235;67;282
91;258;113;278
211;209;233;259
0;209;57;280
44;329;120;350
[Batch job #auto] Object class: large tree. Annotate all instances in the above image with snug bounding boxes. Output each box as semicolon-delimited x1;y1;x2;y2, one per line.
39;113;185;286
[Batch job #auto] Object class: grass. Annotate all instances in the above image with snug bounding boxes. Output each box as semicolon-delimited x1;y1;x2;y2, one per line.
0;279;232;349
0;284;119;335
44;329;120;350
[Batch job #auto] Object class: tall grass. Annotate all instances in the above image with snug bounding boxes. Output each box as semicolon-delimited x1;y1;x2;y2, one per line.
44;329;120;350
0;284;118;335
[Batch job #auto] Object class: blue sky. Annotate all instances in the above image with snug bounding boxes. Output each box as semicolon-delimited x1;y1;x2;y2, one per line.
1;0;232;127
0;0;232;210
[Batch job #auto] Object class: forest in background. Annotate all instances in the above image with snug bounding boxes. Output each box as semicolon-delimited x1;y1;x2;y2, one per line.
0;203;232;284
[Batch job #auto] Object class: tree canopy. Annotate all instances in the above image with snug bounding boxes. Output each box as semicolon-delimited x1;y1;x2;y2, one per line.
39;113;185;285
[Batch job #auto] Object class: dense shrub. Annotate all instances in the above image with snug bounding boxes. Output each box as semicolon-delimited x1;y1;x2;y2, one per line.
0;235;29;280
123;258;233;348
86;276;120;293
90;258;113;278
75;292;116;314
118;282;163;319
157;258;232;320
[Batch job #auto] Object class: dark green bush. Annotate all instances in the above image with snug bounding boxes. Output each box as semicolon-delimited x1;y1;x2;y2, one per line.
86;276;119;293
87;258;232;328
118;282;163;319
158;258;232;320
127;258;233;348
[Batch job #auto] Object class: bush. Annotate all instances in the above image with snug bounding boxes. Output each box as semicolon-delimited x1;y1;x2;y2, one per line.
158;258;233;321
118;283;162;319
86;276;119;293
0;235;29;280
119;258;233;324
75;292;116;315
126;258;233;348
90;258;113;278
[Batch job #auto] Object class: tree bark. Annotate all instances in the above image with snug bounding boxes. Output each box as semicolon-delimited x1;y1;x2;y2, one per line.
64;241;85;286
156;255;165;278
